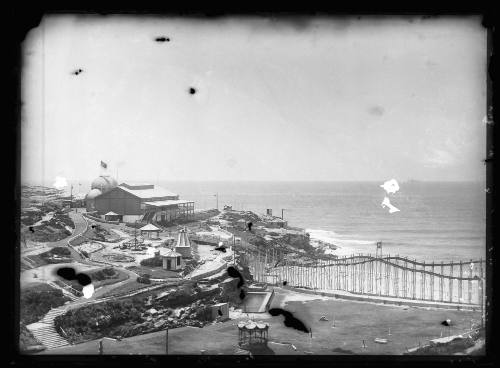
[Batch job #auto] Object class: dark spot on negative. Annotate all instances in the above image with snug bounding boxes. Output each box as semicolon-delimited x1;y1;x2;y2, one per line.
441;319;452;326
189;87;196;95
283;281;287;286
76;272;92;286
227;266;244;288
155;37;170;42
268;308;309;333
56;267;92;287
29;226;35;233
57;267;76;280
72;69;83;75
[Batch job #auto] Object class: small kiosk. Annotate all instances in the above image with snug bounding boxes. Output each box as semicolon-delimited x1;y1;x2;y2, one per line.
139;223;161;239
238;320;269;347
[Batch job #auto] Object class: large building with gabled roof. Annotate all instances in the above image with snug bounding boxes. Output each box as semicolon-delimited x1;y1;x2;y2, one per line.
86;179;194;223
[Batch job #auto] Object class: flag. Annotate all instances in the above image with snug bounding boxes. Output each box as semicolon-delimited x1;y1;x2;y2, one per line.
100;161;108;169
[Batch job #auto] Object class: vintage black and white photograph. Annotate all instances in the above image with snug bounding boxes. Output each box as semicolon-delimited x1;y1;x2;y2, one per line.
18;14;489;356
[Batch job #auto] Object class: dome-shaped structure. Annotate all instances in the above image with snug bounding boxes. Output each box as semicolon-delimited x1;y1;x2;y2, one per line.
85;188;102;200
91;175;118;194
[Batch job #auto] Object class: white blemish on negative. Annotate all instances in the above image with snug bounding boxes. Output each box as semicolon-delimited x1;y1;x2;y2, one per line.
82;283;94;298
381;197;400;214
53;176;68;190
380;179;400;194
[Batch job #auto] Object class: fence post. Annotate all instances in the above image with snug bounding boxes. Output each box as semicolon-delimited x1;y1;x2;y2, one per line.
459;261;463;303
479;258;484;327
449;261;454;303
344;257;347;291
422;261;426;300
412;260;416;300
385;256;390;296
431;261;435;301
468;259;473;304
394;262;398;298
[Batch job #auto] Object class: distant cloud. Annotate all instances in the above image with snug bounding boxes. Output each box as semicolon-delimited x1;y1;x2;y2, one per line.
226;158;238;168
368;106;385;116
425;59;438;68
423;148;456;167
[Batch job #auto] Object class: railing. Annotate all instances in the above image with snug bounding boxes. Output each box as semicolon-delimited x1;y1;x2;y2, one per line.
248;250;486;307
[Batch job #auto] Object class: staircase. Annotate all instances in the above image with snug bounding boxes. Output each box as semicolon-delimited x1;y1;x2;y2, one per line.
26;308;70;350
21;256;37;269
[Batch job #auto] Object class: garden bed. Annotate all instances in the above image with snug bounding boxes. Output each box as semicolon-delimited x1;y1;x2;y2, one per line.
127;265;181;279
101;253;136;263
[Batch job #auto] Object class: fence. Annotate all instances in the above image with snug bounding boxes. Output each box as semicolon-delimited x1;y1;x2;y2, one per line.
246;249;486;307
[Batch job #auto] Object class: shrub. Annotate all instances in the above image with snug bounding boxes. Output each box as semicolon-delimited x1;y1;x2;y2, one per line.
54;298;146;343
50;247;71;256
103;267;115;276
91;268;118;281
20;287;70;325
140;256;163;267
137;277;151;284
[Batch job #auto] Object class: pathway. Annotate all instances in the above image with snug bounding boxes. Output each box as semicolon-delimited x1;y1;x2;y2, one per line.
26;308;70;350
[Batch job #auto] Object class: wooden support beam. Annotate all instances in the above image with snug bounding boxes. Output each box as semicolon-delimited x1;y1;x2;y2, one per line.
412;260;416;300
459;261;463;302
440;261;444;302
431;262;435;301
422;261;426;300
449;261;454;303
468;260;473;304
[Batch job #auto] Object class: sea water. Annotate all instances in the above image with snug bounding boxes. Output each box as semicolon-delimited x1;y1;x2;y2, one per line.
160;181;486;262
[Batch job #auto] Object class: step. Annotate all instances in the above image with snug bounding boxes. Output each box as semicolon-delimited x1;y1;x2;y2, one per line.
45;342;70;349
32;332;67;343
34;336;68;344
44;311;67;317
33;336;67;344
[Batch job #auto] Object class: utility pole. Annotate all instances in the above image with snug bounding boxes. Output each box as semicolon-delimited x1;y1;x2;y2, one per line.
214;193;219;211
233;235;236;265
70;184;73;209
281;209;285;220
134;220;138;250
166;327;169;355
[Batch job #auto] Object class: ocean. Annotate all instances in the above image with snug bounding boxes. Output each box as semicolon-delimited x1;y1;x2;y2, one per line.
68;180;486;262
159;181;486;262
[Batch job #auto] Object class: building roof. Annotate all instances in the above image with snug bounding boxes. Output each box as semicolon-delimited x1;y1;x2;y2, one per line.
144;199;194;207
117;184;178;199
91;175;118;193
175;230;191;248
159;248;182;257
140;223;161;231
104;211;119;216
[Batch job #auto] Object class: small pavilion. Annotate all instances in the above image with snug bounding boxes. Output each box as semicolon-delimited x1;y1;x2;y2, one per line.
104;211;122;222
238;320;269;347
139;223;161;239
159;248;184;270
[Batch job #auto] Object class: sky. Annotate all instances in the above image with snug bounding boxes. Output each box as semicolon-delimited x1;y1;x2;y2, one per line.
21;15;487;186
